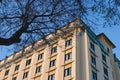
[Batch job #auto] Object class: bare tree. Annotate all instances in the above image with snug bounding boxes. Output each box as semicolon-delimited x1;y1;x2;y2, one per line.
0;0;119;48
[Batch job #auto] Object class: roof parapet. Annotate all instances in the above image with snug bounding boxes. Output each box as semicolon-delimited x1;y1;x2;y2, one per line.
97;33;116;48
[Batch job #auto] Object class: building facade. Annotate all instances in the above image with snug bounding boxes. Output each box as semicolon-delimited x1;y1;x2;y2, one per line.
0;19;120;80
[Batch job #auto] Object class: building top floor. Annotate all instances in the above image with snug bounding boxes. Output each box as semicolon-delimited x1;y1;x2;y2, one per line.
97;33;116;48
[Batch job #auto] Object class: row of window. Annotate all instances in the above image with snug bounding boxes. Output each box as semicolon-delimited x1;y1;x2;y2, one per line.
4;52;72;77
91;65;108;80
3;39;72;79
92;67;108;80
4;39;72;74
49;52;72;67
11;67;72;80
48;67;71;80
49;53;72;67
90;42;108;80
90;42;110;53
91;54;107;67
91;57;108;79
51;39;72;54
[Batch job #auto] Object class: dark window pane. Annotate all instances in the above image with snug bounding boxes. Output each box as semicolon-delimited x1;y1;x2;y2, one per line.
50;60;56;67
65;39;72;47
51;46;57;54
102;54;106;63
26;59;31;66
23;72;28;79
91;55;96;66
64;67;71;76
4;70;9;76
36;66;41;73
65;52;72;61
90;42;95;51
103;67;108;76
107;48;109;53
15;65;20;71
48;74;55;80
38;53;44;60
92;71;97;80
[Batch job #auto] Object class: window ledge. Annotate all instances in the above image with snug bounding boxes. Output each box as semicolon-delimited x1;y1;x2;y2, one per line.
32;73;42;79
62;46;73;52
64;75;73;80
62;60;74;66
46;67;57;73
48;53;58;59
102;61;109;68
12;71;19;76
23;65;31;70
35;59;44;65
91;63;99;72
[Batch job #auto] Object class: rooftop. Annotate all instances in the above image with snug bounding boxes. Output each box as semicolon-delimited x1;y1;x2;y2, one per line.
97;33;116;48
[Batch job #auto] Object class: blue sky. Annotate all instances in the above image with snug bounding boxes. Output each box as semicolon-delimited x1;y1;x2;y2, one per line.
0;26;120;60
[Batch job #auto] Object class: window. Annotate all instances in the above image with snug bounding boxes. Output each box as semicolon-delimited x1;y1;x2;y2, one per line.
65;52;72;61
102;54;106;63
90;42;95;51
23;71;28;79
103;67;108;76
15;65;20;71
65;39;72;47
26;59;31;66
4;70;9;76
51;46;57;54
91;55;96;66
48;74;55;80
12;77;17;80
107;48;109;53
38;53;44;60
50;60;56;67
36;66;41;73
92;71;97;80
64;67;71;76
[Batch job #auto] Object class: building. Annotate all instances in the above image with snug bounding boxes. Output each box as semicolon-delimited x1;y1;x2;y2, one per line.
0;19;120;80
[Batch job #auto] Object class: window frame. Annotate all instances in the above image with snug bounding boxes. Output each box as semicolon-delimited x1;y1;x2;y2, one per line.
51;46;57;54
92;71;97;80
38;53;44;60
102;54;107;63
23;71;29;79
12;77;17;80
65;52;72;61
48;74;55;80
107;48;109;53
103;67;108;76
36;66;42;73
91;55;96;66
4;69;9;76
15;64;20;71
49;59;56;67
26;59;31;66
64;67;72;77
65;39;72;47
90;42;95;51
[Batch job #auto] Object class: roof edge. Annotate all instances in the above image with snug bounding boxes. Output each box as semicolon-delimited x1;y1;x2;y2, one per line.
97;33;116;48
